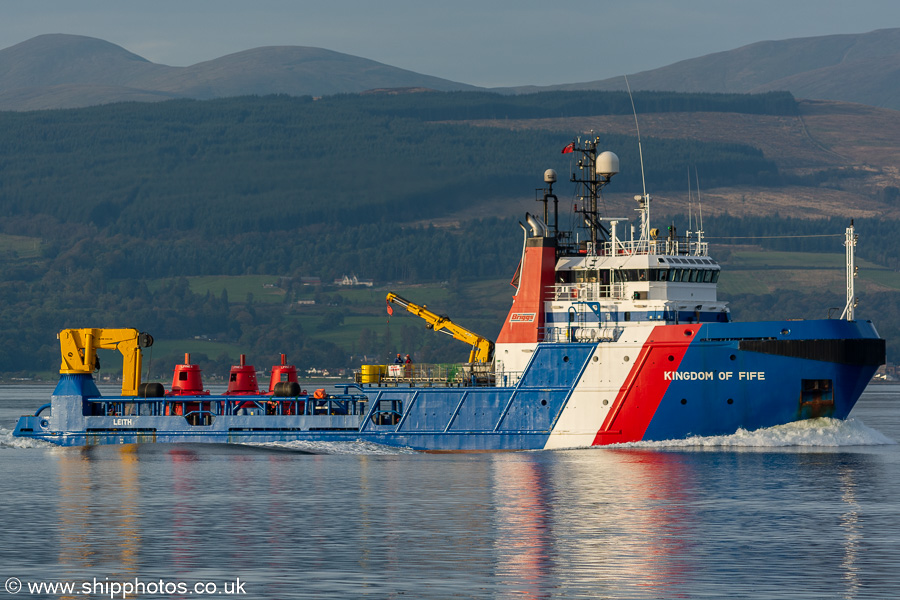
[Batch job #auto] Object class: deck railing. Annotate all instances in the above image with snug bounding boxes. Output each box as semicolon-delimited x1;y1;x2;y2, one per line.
550;283;625;301
601;238;708;257
83;393;368;422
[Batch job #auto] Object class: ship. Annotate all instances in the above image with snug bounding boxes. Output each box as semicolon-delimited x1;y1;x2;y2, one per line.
13;137;885;450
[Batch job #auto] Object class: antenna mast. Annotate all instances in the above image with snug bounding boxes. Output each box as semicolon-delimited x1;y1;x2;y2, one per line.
694;166;704;253
688;167;693;235
625;75;651;245
840;221;858;321
569;136;618;254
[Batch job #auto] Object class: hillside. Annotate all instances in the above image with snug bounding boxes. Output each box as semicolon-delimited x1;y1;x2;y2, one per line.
0;34;477;110
506;28;900;111
460;98;900;221
0;91;792;243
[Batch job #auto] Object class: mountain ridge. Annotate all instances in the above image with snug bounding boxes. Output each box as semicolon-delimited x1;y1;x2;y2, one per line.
0;34;479;110
504;28;900;110
1;29;900;110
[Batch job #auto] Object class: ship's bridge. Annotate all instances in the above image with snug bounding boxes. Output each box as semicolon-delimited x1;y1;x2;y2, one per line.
542;235;730;343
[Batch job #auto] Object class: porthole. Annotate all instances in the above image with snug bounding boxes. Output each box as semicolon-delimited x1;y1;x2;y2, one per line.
593;356;599;362
563;356;569;362
668;355;675;362
727;398;734;405
680;399;687;405
623;356;630;362
541;399;548;406
602;399;609;406
730;354;736;361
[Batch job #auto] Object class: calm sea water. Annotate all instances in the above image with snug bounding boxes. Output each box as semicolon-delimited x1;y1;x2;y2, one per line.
2;384;899;600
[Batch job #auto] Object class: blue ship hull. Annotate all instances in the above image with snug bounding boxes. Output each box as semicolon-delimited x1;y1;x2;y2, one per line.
14;319;884;451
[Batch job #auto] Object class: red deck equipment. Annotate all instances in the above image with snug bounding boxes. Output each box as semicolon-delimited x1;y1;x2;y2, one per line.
267;353;299;394
224;354;259;395
168;353;209;396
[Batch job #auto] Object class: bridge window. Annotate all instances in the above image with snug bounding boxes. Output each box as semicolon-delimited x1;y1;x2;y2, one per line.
614;269;649;283
575;269;600;283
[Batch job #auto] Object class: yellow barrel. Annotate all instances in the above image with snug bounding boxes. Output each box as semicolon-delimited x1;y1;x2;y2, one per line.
360;365;381;384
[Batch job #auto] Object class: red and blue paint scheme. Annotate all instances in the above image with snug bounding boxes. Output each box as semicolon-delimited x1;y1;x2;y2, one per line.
13;139;885;450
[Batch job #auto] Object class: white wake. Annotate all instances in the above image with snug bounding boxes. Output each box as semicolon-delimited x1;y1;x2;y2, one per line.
615;418;896;450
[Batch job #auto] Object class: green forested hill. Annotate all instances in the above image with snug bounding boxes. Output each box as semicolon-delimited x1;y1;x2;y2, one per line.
0;92;784;239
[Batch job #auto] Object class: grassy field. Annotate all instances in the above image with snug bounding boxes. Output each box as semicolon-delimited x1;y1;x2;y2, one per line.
147;338;243;360
720;249;900;293
290;278;509;351
723;250;889;270
716;271;772;295
186;275;286;302
0;233;42;259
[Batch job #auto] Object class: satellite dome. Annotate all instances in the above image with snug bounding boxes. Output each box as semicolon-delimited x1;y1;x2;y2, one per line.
544;169;557;184
595;151;619;177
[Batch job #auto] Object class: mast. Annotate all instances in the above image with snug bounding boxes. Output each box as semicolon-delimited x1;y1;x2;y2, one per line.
568;136;618;254
841;221;858;321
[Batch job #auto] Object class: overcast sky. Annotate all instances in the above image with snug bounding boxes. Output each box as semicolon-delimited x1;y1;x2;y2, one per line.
2;0;897;87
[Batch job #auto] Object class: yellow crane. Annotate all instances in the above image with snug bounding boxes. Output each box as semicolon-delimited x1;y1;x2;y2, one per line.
386;293;494;363
58;328;154;396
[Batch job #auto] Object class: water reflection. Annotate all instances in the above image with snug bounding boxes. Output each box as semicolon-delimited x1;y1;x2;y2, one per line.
553;450;697;599
839;466;861;600
56;446;141;599
493;457;553;600
170;448;200;576
488;449;701;599
40;440;889;600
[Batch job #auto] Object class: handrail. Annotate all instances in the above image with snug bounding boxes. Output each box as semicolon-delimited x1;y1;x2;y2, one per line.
81;393;368;418
600;238;709;257
550;283;625;301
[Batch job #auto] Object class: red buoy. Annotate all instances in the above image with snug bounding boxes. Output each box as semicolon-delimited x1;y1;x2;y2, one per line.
224;354;259;395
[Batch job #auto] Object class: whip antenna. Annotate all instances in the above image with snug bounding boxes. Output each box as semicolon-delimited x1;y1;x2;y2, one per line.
625;75;650;243
625;75;647;200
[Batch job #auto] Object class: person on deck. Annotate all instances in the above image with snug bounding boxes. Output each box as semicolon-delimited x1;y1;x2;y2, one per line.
394;354;403;364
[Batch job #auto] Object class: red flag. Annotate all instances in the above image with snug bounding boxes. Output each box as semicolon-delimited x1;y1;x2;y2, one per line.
561;142;575;154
